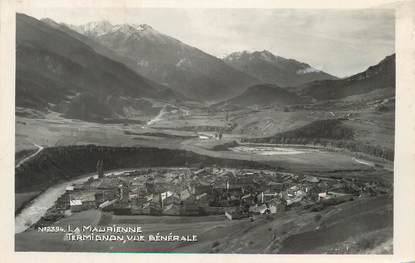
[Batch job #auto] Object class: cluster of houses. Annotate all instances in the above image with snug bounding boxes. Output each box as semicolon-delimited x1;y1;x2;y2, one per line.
55;166;388;220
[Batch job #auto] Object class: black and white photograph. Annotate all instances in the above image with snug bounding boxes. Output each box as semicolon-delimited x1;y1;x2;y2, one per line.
8;1;404;255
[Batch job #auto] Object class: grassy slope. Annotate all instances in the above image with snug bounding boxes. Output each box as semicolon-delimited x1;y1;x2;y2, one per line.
298;54;395;101
221;84;306;107
231;108;394;149
15;196;392;253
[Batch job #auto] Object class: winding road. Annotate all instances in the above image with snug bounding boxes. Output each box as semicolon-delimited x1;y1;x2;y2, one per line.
352;157;374;166
16;143;44;168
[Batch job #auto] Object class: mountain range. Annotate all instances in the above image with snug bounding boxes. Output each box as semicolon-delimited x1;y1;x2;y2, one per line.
218;54;395;107
16;13;395;120
67;21;261;101
223;50;337;87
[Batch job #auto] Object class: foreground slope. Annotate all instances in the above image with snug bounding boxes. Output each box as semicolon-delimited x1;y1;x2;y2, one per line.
15;195;393;253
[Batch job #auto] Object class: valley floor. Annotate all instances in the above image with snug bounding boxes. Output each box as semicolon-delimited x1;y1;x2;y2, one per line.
14;101;395;254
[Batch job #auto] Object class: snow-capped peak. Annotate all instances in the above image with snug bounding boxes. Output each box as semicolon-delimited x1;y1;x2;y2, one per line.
111;24;138;35
72;21;156;38
224;51;250;61
131;24;153;31
257;50;276;63
224;50;279;63
73;20;113;37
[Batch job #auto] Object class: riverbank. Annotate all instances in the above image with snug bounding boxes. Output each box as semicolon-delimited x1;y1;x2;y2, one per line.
15;173;98;233
15;191;41;214
15;145;268;194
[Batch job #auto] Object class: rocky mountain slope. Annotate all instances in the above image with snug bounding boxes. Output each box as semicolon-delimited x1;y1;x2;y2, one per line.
69;21;261;101
224;50;337;87
221;54;395;107
16;14;181;122
297;54;395;101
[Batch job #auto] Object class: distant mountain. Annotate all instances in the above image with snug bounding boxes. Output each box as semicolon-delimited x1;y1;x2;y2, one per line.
16;14;178;122
40;17;187;102
223;50;337;87
297;54;395;101
69;21;261;101
219;84;306;107
40;19;145;77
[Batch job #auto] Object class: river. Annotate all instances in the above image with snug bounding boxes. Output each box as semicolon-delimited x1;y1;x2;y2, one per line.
15;169;136;234
15;174;98;233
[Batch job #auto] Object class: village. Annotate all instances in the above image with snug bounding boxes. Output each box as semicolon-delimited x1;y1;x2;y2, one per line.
34;161;391;226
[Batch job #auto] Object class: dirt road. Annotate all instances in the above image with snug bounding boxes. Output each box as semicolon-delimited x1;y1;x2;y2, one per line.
16;143;43;168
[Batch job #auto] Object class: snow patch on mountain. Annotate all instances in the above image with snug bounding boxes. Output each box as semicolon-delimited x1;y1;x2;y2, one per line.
137;59;149;67
223;51;248;61
71;21;158;40
131;24;153;31
297;66;321;74
74;21;113;37
176;58;192;68
258;50;277;63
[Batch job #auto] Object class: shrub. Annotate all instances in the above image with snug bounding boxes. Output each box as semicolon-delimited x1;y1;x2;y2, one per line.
356;237;375;250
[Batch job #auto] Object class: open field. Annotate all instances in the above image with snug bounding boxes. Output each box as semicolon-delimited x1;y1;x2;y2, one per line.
182;142;374;172
17;103;394;158
16;112;191;152
17;110;383;175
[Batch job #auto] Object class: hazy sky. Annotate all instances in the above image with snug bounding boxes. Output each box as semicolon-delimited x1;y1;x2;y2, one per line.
18;8;395;77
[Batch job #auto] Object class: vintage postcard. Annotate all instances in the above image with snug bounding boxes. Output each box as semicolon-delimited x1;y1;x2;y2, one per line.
1;0;415;262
